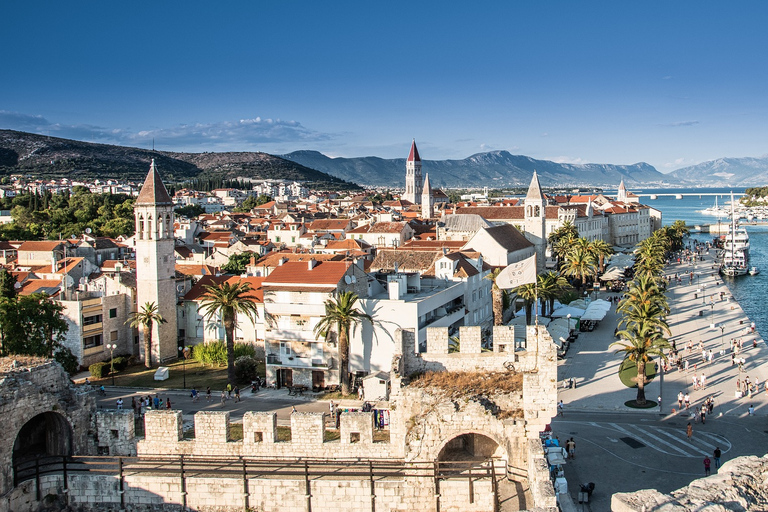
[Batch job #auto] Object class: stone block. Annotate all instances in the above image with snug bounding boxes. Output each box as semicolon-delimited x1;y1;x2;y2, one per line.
244;411;277;444
290;412;325;445
194;411;231;442
459;326;482;354
426;327;449;354
340;412;374;445
144;410;182;442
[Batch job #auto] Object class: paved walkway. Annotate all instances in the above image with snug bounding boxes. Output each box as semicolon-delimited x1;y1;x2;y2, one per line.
557;251;768;417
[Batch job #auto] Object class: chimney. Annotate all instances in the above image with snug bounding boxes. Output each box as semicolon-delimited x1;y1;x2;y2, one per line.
250;255;256;266
308;258;317;270
279;257;288;266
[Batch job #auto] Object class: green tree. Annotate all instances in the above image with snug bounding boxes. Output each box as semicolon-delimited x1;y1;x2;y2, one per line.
199;281;260;384
538;271;569;317
0;293;68;358
313;291;372;395
175;204;205;218
514;283;538;325
589;239;615;274
222;252;254;274
560;245;597;293
127;302;167;369
611;323;670;405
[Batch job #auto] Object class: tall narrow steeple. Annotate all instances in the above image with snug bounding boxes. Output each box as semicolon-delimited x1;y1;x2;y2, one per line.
134;159;178;365
403;139;423;204
617;179;627;202
421;173;433;219
524;171;547;272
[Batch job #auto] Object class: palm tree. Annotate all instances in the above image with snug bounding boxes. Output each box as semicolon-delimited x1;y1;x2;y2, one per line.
484;268;505;326
611;323;670;405
618;274;669;313
515;283;538;325
560;245;597;293
127;302;166;368
200;281;260;384
538;271;569;317
590;239;615;274
634;231;669;278
313;291;372;395
551;234;577;267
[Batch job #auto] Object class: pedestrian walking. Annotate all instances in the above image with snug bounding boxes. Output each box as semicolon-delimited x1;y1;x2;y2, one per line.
234;386;240;402
557;400;564;416
116;397;123;410
227;383;232;399
153;395;160;409
566;438;575;459
220;391;226;407
206;386;211;402
166;397;172;409
714;447;721;468
748;404;755;415
685;360;690;372
191;387;199;402
131;397;137;416
700;373;706;389
678;391;683;410
686;422;693;440
704;456;711;476
692;375;698;390
684;393;690;409
701;408;706;424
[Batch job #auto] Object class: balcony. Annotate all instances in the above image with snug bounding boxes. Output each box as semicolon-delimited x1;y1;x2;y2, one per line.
266;326;319;342
266;354;330;369
419;304;465;330
265;303;325;316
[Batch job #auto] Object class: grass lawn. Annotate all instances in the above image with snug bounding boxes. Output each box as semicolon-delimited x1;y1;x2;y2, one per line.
92;359;265;390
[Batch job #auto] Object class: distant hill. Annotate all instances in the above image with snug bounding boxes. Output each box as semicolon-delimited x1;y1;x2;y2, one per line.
281;150;674;188
666;156;768;187
0;130;360;189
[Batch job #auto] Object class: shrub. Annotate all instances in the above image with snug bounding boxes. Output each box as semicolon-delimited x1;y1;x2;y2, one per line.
192;341;257;367
54;346;79;375
89;361;110;379
234;356;259;383
112;356;129;371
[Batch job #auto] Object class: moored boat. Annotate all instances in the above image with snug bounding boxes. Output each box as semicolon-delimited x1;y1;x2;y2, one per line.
749;267;760;276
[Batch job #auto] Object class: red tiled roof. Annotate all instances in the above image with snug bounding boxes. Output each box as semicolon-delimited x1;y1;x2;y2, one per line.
18;241;64;252
19;279;62;296
263;261;351;287
184;275;264;302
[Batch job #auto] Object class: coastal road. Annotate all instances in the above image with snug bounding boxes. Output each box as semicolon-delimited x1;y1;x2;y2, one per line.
554;410;767;511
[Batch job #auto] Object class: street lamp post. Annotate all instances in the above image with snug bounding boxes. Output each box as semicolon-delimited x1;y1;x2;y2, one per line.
178;346;186;389
710;300;715;328
720;324;725;352
106;343;117;386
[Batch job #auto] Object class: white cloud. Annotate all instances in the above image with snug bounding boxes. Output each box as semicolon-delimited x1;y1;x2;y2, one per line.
550;156;585;164
659;120;699;127
663;157;689;169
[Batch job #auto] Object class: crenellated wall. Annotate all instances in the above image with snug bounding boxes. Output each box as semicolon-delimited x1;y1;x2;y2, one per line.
137;410;396;459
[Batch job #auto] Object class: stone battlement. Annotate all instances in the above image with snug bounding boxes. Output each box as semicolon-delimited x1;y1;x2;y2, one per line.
137;409;396;459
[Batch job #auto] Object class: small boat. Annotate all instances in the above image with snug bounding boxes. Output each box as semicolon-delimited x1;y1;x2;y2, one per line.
721;265;748;277
749;267;760;276
649;194;657;200
675;194;683;199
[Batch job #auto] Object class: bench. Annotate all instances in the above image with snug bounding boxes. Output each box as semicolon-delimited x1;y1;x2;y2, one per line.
288;385;308;396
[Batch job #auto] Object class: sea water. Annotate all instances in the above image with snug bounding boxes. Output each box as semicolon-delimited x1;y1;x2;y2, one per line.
624;188;764;335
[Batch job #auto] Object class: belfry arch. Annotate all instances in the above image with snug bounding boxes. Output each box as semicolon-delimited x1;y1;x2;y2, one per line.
437;432;507;463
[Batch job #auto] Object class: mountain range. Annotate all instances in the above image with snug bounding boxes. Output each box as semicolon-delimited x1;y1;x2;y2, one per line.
0;129;766;189
283;150;768;189
0;130;360;189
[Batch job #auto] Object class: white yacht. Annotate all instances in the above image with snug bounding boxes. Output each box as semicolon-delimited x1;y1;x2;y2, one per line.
723;226;750;253
720;191;749;277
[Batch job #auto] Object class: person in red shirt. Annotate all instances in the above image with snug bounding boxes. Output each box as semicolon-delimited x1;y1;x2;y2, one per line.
703;456;711;476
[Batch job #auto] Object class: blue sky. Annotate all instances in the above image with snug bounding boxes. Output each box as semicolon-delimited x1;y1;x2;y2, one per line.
2;1;768;173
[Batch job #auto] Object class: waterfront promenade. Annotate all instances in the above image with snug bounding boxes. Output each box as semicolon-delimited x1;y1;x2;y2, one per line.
557;251;768;416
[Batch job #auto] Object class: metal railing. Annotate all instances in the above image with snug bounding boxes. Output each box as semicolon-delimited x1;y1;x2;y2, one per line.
15;454;505;512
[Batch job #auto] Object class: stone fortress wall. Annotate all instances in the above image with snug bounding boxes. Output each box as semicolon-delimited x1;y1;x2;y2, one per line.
1;325;559;512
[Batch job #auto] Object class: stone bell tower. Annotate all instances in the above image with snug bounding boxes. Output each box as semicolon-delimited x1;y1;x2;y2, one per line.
134;159;178;364
524;170;547;273
403;139;422;204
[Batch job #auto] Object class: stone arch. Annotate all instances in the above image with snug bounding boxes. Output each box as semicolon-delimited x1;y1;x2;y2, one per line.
12;411;73;467
436;431;507;463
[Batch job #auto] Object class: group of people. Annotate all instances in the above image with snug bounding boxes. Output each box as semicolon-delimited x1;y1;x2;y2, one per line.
119;394;172;416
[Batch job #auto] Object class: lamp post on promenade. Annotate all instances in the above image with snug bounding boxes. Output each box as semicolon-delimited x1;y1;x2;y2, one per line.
720;324;725;352
178;346;187;389
107;343;117;386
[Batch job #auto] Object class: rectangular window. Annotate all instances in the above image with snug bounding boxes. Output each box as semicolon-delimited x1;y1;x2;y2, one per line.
109;308;117;319
83;314;102;325
110;330;118;342
84;334;103;348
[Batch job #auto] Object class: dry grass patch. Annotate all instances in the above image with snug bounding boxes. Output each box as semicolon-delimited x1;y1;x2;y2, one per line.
409;371;523;397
